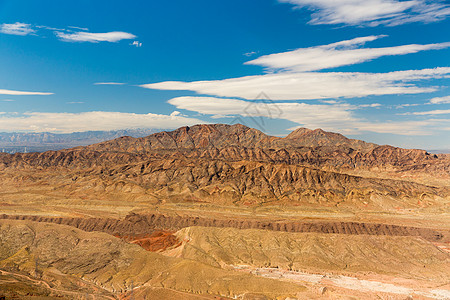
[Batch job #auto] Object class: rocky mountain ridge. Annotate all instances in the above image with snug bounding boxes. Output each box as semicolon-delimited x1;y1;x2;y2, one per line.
82;124;377;152
0;124;448;209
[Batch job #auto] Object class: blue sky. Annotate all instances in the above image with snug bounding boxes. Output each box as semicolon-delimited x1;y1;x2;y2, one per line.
1;0;450;149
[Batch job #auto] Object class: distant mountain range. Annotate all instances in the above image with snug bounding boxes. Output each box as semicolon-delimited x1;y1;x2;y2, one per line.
1;127;448;155
1;124;448;210
0;128;164;153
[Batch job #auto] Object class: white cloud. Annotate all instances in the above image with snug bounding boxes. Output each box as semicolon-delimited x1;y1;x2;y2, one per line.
168;96;441;135
400;109;450;115
429;95;450;104
280;0;450;26
0;22;35;36
1;99;15;102
67;101;84;104
320;100;340;104
244;51;257;57
0;111;205;133
168;96;356;131
67;26;89;31
0;89;53;96
35;25;64;31
170;111;182;116
1;22;137;45
55;31;136;43
358;103;382;108
246;35;450;72
94;82;125;85
341;120;440;135
131;41;142;47
395;103;421;108
142;67;450;100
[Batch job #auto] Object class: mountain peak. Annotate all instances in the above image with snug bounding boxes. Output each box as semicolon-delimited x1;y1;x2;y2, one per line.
284;127;377;151
285;127;312;139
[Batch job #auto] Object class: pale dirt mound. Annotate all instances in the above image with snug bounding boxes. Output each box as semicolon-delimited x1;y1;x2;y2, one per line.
165;226;450;283
0;219;306;299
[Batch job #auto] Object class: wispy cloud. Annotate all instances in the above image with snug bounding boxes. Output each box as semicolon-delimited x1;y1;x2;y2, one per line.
67;101;84;104
67;26;89;31
246;35;450;72
35;25;64;31
395;103;421;109
169;96;357;132
0;22;35;36
429;95;450;104
143;33;449;137
320;100;340;104
94;82;126;85
141;36;450;100
168;96;441;135
1;22;137;44
280;0;450;27
142;67;450;100
1;99;15;102
0;89;53;96
0;111;205;133
400;109;450;115
55;31;136;43
358;103;382;108
244;51;257;57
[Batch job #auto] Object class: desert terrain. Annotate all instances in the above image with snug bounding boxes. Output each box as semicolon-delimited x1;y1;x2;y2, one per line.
0;124;449;299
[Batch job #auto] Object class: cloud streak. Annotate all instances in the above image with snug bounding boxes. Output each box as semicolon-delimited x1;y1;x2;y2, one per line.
0;89;53;96
0;22;35;35
142;36;450;100
246;35;450;72
0;111;205;133
142;67;450;101
429;95;450;104
400;109;450;115
94;82;126;85
55;31;136;43
1;22;136;44
280;0;450;26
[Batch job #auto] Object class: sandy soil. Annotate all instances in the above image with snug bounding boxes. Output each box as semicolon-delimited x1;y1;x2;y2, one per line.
232;265;450;300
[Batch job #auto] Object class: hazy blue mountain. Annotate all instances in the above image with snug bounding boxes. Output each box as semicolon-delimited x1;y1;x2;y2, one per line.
0;128;165;153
